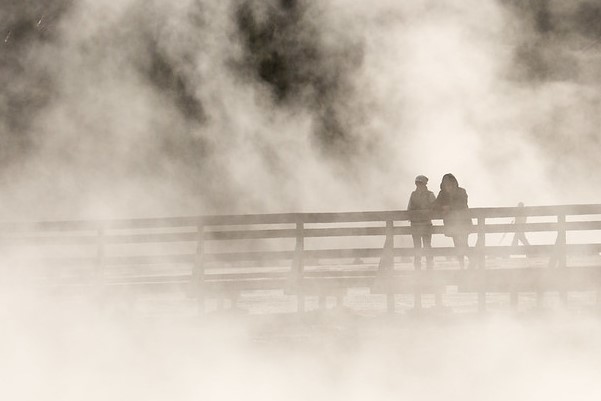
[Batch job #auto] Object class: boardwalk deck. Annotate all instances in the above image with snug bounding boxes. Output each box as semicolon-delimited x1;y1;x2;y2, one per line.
2;204;601;314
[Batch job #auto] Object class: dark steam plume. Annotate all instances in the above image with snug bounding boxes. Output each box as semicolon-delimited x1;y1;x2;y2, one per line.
234;0;364;152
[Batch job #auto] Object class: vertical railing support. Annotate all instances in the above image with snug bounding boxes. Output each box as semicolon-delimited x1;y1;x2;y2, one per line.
557;214;567;268
378;220;394;274
384;220;395;313
96;227;105;292
549;214;567;269
477;217;486;312
294;221;305;313
192;222;205;314
476;217;486;269
556;214;567;305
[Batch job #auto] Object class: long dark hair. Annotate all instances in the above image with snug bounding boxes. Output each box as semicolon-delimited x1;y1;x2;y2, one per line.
440;173;459;191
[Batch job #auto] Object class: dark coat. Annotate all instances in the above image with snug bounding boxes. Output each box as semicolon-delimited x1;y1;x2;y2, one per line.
407;189;436;226
434;187;472;236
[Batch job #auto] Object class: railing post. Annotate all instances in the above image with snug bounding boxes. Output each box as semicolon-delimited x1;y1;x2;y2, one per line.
378;220;394;275
96;227;105;291
549;213;567;269
557;213;568;305
477;217;486;312
477;217;486;269
384;220;395;313
557;213;567;268
192;222;205;314
295;221;305;313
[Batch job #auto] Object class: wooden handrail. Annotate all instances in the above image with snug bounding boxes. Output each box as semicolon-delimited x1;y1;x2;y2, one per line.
1;203;600;232
4;204;599;314
4;220;601;244
2;204;600;273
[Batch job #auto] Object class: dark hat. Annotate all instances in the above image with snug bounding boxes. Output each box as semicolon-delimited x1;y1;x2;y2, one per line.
415;175;428;184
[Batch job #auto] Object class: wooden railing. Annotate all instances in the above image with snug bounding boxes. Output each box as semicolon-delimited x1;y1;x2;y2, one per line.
1;203;600;313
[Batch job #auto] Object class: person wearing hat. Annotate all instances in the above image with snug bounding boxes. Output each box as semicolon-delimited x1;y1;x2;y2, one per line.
407;175;436;269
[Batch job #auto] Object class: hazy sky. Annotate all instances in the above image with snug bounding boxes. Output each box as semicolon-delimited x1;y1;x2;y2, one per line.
2;0;600;220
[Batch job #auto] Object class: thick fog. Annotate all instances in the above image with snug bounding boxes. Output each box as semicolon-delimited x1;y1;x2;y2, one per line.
2;294;601;401
2;0;601;219
2;0;601;400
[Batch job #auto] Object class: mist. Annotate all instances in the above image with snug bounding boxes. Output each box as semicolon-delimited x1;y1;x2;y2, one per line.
3;294;601;401
2;0;600;220
3;0;601;400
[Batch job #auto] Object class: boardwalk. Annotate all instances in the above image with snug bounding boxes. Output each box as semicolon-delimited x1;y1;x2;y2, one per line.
1;204;601;314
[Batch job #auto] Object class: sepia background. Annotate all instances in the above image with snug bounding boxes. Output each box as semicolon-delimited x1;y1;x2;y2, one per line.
2;0;601;400
2;0;601;219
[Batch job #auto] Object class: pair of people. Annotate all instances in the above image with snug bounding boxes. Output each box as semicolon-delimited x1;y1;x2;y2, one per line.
407;173;471;269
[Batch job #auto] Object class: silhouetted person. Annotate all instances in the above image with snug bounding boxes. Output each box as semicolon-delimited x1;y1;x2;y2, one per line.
407;175;436;269
511;202;530;247
433;173;472;268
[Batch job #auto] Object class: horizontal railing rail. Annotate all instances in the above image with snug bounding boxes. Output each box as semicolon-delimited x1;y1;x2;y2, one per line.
2;203;600;313
2;203;600;232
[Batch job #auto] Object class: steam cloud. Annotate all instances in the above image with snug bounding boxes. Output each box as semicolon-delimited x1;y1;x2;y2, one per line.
3;2;601;400
1;0;599;220
2;297;601;401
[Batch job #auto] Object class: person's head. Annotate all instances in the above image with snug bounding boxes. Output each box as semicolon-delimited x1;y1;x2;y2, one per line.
517;202;524;207
441;173;459;192
415;175;428;189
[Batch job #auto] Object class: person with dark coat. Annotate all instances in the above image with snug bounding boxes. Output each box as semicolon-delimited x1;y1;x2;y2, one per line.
433;173;472;268
407;175;436;269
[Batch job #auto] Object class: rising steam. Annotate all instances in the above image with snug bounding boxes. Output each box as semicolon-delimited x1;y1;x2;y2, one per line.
2;2;601;400
2;0;601;220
